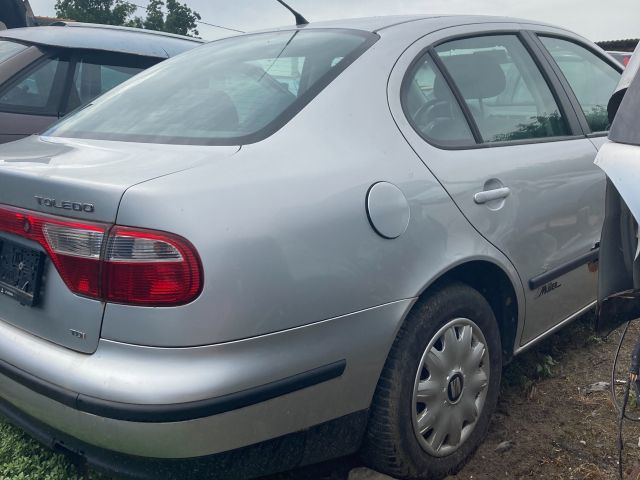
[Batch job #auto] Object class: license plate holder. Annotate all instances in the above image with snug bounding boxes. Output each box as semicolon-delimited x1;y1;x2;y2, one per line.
0;238;45;307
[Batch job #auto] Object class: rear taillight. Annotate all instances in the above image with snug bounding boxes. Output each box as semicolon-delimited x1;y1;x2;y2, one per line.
623;56;630;67
0;205;202;306
103;227;202;306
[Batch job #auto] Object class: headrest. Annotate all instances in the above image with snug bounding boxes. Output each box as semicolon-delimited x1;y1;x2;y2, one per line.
439;53;507;99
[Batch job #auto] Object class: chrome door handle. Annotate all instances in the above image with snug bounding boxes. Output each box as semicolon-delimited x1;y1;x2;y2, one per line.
474;187;511;204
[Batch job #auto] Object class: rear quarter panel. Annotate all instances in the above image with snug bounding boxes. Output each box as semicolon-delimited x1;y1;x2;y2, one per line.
104;24;526;347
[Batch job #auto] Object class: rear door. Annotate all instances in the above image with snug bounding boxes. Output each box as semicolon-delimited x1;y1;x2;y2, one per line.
389;23;604;345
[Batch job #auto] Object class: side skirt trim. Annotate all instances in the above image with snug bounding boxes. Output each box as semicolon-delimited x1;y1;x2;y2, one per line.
528;248;598;290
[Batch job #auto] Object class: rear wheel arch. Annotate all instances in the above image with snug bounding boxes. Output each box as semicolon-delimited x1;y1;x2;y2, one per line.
417;260;520;362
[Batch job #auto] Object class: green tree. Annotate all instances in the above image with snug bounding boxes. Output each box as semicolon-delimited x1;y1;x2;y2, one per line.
55;0;201;37
164;0;200;37
55;0;137;26
142;0;164;31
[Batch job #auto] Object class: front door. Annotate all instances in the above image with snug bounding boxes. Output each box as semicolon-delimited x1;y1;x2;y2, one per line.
389;24;606;344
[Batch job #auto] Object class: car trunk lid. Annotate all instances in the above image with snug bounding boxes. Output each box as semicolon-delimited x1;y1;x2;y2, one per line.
0;135;239;353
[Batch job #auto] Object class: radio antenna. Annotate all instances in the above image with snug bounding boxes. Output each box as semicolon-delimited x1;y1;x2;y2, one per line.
275;0;309;26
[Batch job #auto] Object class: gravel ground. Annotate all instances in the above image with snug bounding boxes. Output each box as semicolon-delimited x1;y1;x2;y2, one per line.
2;312;639;480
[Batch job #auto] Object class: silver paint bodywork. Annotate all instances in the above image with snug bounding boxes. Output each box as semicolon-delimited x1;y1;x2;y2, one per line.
0;23;203;59
0;15;611;459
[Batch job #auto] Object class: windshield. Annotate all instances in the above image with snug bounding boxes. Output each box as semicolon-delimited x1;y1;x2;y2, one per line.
0;40;27;64
46;29;376;145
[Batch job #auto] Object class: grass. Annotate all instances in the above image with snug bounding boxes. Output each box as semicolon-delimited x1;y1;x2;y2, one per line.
0;417;96;480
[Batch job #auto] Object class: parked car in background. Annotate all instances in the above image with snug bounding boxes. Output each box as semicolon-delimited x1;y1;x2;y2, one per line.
0;15;623;480
0;22;202;144
608;50;633;67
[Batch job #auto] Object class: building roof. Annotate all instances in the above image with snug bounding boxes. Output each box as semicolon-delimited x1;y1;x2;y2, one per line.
0;22;203;58
597;38;639;53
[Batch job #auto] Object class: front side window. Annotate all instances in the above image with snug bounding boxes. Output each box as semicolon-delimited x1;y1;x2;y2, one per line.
47;29;376;145
435;35;569;143
0;40;27;64
0;56;69;115
402;54;476;147
539;37;621;133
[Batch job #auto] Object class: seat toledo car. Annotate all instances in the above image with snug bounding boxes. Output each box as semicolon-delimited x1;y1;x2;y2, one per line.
0;15;623;480
0;22;202;144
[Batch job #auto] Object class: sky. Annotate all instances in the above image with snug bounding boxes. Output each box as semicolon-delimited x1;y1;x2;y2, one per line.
27;0;639;42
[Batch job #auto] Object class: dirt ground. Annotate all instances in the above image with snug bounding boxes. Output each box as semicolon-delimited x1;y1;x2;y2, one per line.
271;312;640;480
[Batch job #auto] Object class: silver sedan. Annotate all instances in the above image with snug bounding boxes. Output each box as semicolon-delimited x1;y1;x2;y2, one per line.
0;14;622;480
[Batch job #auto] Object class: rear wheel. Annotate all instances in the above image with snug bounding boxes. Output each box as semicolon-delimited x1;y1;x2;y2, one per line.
361;283;502;480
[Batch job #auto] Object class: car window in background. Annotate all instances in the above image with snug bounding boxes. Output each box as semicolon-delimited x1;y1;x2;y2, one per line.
540;37;621;133
248;57;305;95
402;53;476;147
0;40;27;64
609;52;632;68
64;54;155;113
0;57;68;114
47;29;376;145
435;35;569;143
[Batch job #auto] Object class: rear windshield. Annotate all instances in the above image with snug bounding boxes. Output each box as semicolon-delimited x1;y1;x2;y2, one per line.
46;29;376;145
0;40;27;64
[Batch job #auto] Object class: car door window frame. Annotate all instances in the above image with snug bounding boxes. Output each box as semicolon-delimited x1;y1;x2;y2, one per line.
0;47;72;117
401;30;585;151
530;32;623;138
400;51;478;148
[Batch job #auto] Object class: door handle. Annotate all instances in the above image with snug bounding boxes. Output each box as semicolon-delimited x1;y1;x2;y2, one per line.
474;187;511;205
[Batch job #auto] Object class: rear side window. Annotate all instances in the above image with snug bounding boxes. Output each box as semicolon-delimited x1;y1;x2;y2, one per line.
0;56;69;115
64;53;155;114
539;37;621;133
47;29;377;145
434;35;569;144
0;40;27;64
402;54;476;147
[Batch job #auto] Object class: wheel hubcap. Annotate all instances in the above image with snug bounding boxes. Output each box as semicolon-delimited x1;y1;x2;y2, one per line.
447;373;464;404
412;318;490;457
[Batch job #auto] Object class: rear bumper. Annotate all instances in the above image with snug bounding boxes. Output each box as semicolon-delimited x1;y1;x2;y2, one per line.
0;299;412;460
0;394;368;480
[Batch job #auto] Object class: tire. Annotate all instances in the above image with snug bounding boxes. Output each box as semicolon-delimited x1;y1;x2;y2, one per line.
361;282;502;480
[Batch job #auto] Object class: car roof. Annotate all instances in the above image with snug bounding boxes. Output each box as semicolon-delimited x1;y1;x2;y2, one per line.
0;22;204;58
259;14;561;34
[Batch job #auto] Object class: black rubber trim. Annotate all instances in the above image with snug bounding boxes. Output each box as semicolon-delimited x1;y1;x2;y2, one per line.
0;358;346;423
528;248;599;290
0;393;368;480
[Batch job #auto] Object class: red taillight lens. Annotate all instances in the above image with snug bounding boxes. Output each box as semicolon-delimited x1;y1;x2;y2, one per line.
0;206;105;297
623;56;630;67
0;205;202;306
103;227;202;306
